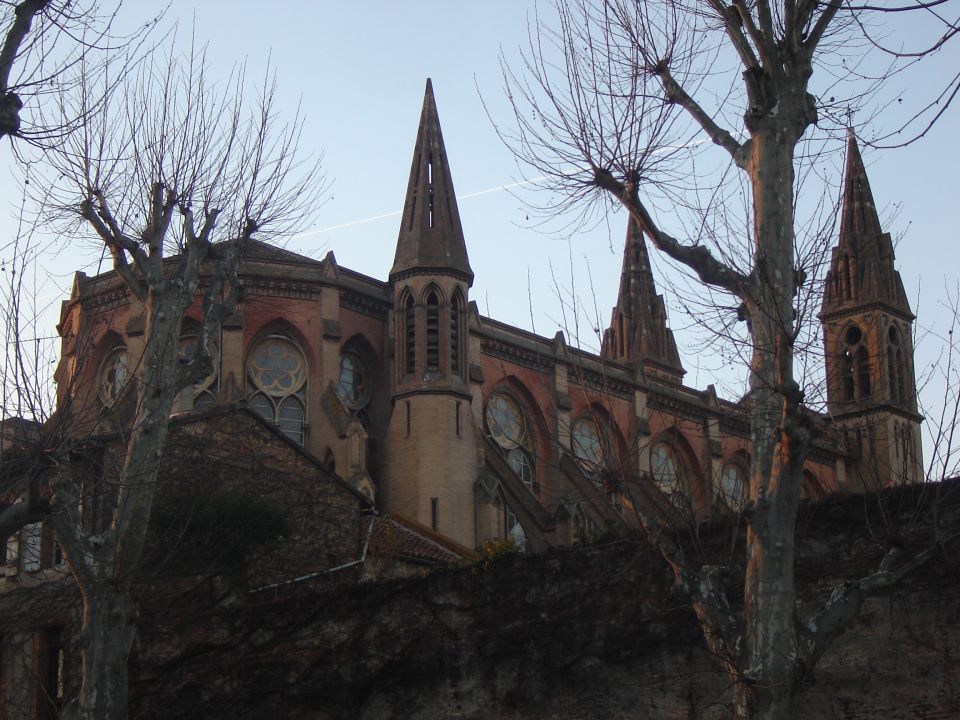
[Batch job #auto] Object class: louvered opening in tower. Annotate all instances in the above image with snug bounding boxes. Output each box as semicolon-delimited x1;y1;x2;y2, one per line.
426;291;440;370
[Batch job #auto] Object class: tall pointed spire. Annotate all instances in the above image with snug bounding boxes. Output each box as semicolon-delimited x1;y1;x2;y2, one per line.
839;129;884;248
821;130;911;314
390;79;473;285
601;218;684;381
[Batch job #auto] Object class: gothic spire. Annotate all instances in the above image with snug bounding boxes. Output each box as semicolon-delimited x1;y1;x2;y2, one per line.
821;130;911;316
390;79;473;285
601;217;684;380
839;129;884;249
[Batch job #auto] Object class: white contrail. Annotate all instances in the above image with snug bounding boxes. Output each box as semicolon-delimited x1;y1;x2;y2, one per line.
293;137;705;241
290;176;547;241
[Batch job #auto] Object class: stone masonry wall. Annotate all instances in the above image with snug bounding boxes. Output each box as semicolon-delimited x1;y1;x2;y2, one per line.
127;480;960;720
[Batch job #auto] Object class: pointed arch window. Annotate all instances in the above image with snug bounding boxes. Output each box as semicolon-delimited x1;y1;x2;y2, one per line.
175;332;219;413
506;507;527;551
98;345;130;407
404;295;416;376
841;324;871;401
450;292;463;376
337;352;370;409
651;442;681;496
247;335;308;445
571;414;618;490
887;325;906;404
718;462;747;512
425;291;440;371
485;392;540;497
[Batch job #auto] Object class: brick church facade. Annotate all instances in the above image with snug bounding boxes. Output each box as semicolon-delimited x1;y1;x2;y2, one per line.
51;79;923;553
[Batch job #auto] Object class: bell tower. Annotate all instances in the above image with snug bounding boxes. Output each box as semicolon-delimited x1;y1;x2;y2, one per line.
380;79;478;547
821;131;922;488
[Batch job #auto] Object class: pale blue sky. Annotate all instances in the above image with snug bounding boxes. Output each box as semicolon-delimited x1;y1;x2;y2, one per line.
3;2;957;469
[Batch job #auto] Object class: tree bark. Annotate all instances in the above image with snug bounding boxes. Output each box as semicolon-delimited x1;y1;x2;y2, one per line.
740;126;805;719
68;586;137;720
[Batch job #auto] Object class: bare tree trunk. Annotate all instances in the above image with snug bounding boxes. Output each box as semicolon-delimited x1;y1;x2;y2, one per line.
70;586;137;720
741;130;807;719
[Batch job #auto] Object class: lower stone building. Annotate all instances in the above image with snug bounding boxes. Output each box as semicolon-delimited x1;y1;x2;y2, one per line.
0;406;461;719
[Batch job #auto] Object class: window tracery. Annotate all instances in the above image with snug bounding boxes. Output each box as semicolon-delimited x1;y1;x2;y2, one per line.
650;441;685;503
177;332;219;411
485;392;539;496
98;345;130;407
247;335;308;445
571;416;608;480
718;462;747;511
337;353;369;409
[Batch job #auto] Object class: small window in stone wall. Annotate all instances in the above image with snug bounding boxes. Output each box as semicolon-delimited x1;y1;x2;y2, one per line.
247;335;308;445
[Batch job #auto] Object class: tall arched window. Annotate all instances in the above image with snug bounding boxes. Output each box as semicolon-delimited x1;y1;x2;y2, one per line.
247;335;308;445
571;416;608;480
425;291;440;371
485;392;539;497
841;324;870;401
403;295;415;376
337;352;370;410
177;332;219;411
650;442;682;498
98;344;130;407
887;325;906;404
718;462;747;511
450;292;463;376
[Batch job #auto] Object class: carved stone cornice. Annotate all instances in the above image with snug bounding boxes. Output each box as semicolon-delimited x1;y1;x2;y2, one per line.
242;276;319;300
566;366;632;400
339;289;390;319
480;338;555;374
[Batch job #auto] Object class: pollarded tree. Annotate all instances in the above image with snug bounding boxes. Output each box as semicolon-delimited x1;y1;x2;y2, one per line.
0;42;325;720
498;1;957;718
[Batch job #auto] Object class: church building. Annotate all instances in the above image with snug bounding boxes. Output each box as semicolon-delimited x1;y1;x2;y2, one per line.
52;80;923;553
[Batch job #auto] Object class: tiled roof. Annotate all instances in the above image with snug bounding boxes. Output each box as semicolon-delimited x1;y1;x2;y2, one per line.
242;239;322;265
366;514;466;565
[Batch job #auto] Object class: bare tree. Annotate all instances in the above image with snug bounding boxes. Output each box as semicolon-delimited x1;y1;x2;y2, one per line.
1;1;159;147
496;1;958;718
0;39;325;720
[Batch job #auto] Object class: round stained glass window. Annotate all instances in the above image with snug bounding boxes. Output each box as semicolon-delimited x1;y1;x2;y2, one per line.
249;337;307;397
99;346;130;406
719;463;747;511
485;394;524;449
